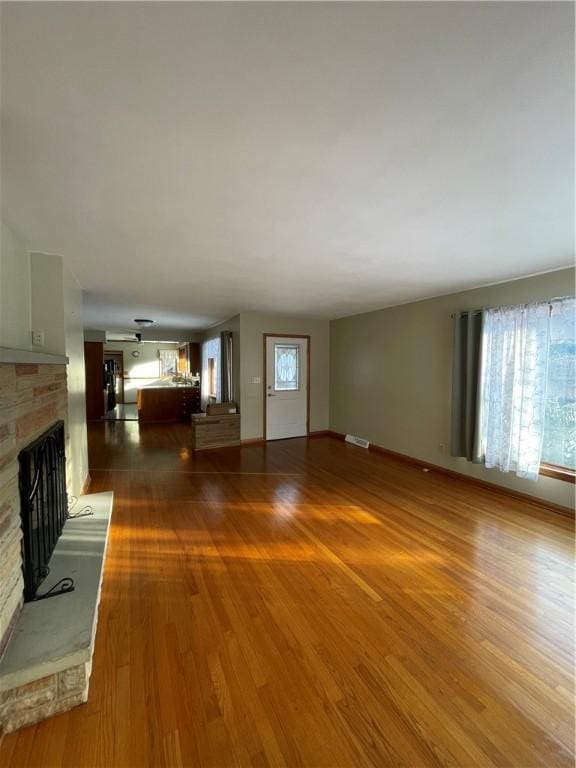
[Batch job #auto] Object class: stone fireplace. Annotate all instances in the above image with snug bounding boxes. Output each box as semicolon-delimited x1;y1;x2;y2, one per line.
0;361;112;734
0;363;68;656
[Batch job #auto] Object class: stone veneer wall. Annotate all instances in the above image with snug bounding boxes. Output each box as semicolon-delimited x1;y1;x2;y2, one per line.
0;363;69;654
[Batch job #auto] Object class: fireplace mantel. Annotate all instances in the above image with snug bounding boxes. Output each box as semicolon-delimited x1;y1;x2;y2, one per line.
0;347;69;365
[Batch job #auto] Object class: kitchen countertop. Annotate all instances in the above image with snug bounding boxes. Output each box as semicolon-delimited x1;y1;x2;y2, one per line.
136;383;199;390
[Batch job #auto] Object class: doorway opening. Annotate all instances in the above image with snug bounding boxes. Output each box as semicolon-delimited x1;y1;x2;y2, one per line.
102;351;138;421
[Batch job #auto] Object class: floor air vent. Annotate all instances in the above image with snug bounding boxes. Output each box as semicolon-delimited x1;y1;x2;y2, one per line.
345;434;370;449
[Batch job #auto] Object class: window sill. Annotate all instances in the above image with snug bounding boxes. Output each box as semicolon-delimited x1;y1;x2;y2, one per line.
540;463;575;484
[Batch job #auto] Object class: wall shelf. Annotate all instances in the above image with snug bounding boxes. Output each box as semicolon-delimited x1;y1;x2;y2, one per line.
0;347;69;365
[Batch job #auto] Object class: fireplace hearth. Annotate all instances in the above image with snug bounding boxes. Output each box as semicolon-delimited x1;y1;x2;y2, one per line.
0;361;113;735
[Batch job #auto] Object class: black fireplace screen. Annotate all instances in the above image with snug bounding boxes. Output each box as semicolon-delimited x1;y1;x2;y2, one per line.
18;420;68;601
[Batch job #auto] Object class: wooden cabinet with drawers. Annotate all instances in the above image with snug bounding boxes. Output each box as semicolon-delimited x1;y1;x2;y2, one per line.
137;385;201;423
181;386;201;419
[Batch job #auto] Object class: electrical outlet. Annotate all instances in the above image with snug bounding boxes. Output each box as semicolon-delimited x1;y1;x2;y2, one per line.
438;442;446;453
31;331;45;347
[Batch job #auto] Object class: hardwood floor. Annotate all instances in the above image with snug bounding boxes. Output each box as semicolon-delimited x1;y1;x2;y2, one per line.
1;422;573;767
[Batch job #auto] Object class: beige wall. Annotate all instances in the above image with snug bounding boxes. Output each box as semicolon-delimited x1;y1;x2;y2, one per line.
239;312;330;441
83;329;106;343
63;267;88;498
330;268;576;509
0;221;31;350
30;252;66;355
30;252;89;496
0;220;89;497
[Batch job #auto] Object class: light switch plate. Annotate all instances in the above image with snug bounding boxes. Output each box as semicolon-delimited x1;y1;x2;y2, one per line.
31;331;45;347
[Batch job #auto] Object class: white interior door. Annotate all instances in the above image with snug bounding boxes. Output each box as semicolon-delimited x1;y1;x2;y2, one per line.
265;336;308;440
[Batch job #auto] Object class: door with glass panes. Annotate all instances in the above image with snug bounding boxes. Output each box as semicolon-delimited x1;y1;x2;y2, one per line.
265;336;309;440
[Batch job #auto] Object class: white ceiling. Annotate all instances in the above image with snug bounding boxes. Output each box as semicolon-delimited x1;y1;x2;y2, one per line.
1;2;573;331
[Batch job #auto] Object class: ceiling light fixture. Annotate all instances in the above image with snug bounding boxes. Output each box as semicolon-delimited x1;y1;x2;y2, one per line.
133;318;155;327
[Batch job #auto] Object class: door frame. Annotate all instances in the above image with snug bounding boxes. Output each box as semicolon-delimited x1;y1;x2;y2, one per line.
263;333;310;441
104;351;125;404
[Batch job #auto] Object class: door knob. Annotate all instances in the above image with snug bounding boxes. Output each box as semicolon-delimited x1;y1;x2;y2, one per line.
268;393;276;397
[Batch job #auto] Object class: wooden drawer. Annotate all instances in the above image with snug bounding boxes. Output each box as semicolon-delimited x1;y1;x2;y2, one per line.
181;388;201;416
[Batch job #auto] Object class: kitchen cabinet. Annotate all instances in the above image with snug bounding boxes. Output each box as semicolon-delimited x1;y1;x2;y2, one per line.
177;342;201;376
137;385;201;422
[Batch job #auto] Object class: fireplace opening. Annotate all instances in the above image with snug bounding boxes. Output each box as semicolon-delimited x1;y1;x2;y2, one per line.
18;420;74;602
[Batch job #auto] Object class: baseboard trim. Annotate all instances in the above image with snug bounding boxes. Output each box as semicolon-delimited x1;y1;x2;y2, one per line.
327;431;572;517
241;431;330;445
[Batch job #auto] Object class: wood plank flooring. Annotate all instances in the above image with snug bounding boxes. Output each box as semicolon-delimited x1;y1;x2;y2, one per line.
1;421;574;767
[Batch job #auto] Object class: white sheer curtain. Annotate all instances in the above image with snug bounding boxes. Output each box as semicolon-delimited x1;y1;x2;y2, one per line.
158;349;178;377
201;336;221;410
478;301;551;481
542;297;576;467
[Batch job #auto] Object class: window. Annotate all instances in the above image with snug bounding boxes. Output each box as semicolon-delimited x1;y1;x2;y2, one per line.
159;349;178;377
201;337;221;403
476;296;575;482
274;344;299;391
208;358;217;397
541;298;575;472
